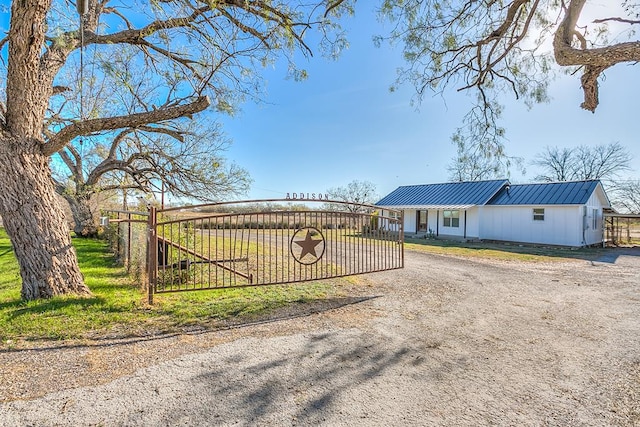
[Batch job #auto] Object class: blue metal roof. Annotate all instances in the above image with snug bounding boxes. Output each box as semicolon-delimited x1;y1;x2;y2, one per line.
487;180;601;205
376;179;508;207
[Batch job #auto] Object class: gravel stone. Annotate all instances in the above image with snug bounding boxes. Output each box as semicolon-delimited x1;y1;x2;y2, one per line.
1;248;638;426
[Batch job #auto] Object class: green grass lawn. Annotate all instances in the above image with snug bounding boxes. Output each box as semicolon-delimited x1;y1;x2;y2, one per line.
404;236;607;262
0;228;336;343
0;227;607;344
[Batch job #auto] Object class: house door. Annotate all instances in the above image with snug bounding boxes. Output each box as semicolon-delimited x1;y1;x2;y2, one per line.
417;210;428;232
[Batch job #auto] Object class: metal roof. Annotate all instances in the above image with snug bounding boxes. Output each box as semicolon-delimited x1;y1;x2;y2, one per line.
376;179;508;208
487;180;601;205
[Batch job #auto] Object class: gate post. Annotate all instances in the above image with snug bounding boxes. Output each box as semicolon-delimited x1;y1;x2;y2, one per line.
400;210;405;268
148;206;157;305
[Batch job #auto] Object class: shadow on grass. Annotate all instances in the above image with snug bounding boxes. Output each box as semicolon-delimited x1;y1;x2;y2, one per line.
73;236;134;288
0;295;112;319
0;295;381;353
0;248;14;258
0;236;135;315
404;237;615;262
591;246;640;263
73;237;119;266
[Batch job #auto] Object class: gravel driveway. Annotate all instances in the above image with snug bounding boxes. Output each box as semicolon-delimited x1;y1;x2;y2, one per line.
1;248;639;426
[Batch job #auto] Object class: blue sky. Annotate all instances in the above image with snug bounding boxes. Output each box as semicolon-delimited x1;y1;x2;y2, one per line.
1;2;635;204
220;6;640;201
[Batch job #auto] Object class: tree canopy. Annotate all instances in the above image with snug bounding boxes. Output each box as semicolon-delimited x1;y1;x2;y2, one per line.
533;142;637;213
53;117;252;236
448;132;524;181
326;180;378;212
0;0;353;300
533;142;632;182
33;0;353;156
379;0;640;156
612;180;640;213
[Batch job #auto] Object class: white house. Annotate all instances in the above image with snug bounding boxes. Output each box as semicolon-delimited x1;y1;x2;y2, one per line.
376;179;611;247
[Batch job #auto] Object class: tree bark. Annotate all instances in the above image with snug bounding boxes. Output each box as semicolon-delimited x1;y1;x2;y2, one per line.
553;0;640;112
64;193;99;238
0;138;91;300
1;0;91;300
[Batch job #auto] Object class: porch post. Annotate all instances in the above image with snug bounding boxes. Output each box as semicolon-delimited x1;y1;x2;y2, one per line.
464;210;467;239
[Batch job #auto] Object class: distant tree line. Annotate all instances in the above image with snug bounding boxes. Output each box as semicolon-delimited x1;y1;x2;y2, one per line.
447;141;638;213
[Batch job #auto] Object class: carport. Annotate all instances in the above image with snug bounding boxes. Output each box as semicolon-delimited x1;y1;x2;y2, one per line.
604;211;640;245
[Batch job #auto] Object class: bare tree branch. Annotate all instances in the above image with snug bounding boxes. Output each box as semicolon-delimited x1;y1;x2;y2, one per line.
533;143;631;182
380;0;640;170
43;96;210;156
554;0;640;111
593;17;640;25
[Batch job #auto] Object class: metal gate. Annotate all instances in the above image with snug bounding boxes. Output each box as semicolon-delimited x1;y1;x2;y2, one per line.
147;199;403;303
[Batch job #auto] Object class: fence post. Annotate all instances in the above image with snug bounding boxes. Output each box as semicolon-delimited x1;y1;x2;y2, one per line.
116;211;121;261
148;206;157;305
127;212;132;269
400;210;404;268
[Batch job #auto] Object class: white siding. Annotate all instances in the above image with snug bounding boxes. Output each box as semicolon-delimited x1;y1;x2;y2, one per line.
465;207;480;239
380;182;610;247
400;210;434;234
582;188;607;246
479;205;583;246
397;208;482;239
430;208;480;239
404;210;417;233
427;210;437;234
438;209;465;238
378;210;400;232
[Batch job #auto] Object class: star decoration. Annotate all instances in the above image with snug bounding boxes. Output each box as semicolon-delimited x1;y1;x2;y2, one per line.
293;230;323;259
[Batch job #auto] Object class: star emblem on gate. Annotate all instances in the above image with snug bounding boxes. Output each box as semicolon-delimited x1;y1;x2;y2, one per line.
290;227;325;265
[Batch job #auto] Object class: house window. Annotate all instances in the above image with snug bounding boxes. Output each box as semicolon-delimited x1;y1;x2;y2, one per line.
592;209;598;229
533;208;545;221
443;210;459;227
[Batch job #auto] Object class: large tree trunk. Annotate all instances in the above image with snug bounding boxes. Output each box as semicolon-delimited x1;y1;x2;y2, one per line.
64;193;99;238
0;139;91;300
1;0;91;300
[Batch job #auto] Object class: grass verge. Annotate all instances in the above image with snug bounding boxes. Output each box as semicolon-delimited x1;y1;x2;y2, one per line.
0;228;338;343
404;236;607;262
0;228;610;343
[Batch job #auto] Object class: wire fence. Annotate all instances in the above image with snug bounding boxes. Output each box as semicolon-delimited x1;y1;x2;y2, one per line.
102;210;149;283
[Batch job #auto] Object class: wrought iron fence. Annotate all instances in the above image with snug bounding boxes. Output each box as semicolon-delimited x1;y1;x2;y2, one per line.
104;200;404;303
147;200;403;303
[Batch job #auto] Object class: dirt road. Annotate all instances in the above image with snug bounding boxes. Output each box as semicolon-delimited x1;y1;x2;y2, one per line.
1;248;639;426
